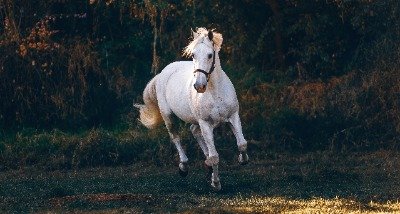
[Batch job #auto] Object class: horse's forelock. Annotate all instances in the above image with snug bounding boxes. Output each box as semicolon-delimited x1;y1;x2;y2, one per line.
183;28;223;57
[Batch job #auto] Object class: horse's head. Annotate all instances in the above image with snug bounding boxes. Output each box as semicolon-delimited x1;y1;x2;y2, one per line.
183;28;223;93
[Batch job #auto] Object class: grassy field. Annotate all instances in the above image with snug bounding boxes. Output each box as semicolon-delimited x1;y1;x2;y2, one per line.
1;150;399;213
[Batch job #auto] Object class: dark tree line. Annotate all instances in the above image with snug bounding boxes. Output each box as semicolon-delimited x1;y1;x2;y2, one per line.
1;0;400;147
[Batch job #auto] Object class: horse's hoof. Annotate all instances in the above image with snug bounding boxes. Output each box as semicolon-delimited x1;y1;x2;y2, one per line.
178;162;188;177
179;168;188;177
238;152;249;165
211;181;221;192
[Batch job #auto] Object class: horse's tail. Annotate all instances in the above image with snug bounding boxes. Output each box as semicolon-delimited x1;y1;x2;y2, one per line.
134;76;163;129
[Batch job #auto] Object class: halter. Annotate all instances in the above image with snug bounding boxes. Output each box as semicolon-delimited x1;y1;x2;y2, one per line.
193;46;216;82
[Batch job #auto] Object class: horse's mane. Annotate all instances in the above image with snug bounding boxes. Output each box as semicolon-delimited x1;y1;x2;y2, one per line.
183;27;223;57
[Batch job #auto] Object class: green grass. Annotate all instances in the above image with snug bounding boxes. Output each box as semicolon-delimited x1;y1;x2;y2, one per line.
1;150;399;213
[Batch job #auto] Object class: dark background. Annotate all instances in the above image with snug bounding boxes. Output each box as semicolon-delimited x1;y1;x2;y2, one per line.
1;0;400;169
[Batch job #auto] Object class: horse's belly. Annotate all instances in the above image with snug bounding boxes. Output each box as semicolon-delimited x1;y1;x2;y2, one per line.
173;107;197;124
168;97;196;123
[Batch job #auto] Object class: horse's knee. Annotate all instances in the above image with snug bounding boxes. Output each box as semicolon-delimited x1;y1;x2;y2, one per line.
205;155;219;166
238;141;247;152
190;124;201;135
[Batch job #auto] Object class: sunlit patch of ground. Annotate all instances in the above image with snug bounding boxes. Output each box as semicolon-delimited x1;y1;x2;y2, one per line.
211;196;400;213
1;150;400;213
46;194;400;213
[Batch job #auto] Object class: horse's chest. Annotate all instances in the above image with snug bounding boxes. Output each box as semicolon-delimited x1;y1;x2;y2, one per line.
194;95;237;123
211;98;231;118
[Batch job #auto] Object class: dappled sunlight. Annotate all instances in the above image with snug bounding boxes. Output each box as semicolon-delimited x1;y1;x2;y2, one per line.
211;196;400;213
44;193;400;213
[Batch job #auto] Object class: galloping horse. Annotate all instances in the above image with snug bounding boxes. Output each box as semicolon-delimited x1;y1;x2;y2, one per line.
135;28;248;191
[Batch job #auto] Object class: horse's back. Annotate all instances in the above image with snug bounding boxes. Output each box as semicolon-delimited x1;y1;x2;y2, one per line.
156;61;193;92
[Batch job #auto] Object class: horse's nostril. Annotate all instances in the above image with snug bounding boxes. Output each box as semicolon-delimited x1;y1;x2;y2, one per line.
194;81;207;93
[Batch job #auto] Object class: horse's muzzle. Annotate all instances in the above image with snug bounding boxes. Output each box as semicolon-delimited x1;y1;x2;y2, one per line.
193;82;206;93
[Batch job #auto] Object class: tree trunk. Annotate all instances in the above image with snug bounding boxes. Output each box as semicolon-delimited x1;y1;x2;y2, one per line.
267;0;285;70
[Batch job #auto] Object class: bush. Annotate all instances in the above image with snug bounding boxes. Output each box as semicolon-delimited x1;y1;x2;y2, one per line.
72;129;119;167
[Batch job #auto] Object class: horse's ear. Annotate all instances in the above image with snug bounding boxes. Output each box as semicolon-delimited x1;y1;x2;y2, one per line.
208;30;213;41
191;28;196;38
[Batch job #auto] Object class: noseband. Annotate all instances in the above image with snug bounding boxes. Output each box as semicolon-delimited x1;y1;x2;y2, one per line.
193;49;216;82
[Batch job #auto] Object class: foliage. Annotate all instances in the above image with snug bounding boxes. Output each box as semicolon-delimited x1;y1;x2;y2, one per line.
1;0;400;156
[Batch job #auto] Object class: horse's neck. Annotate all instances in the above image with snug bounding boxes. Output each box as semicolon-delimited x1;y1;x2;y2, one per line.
214;52;222;70
208;53;227;94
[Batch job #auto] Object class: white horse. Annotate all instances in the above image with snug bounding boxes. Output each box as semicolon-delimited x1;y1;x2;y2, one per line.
135;28;248;191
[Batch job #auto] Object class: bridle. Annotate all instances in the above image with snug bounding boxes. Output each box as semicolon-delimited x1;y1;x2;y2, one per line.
193;46;216;82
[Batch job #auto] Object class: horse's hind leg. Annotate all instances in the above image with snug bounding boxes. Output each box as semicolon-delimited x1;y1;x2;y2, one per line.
162;113;189;177
190;124;209;157
229;111;249;165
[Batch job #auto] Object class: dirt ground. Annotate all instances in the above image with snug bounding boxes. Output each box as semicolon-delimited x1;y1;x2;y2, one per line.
1;150;400;213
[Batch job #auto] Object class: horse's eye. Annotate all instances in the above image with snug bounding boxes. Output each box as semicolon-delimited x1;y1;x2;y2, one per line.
208;54;213;59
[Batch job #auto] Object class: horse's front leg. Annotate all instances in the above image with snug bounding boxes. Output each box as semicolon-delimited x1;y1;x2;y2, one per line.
198;120;221;191
229;111;249;165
